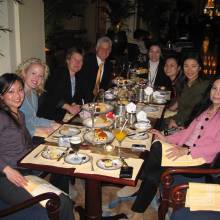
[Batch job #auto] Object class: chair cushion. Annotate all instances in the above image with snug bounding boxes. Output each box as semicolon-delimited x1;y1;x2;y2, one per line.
171;207;220;220
0;200;48;220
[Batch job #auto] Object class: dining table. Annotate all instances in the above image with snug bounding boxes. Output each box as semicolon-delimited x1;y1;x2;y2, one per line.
18;86;168;220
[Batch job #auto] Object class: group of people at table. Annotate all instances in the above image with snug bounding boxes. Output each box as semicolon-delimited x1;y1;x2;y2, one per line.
0;35;220;220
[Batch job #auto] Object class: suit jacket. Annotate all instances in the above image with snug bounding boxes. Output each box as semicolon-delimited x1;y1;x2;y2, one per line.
77;53;113;103
37;66;81;121
147;59;172;90
167;110;220;163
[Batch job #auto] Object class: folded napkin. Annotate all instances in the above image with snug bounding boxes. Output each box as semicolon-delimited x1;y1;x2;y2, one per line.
160;140;205;167
24;175;65;207
185;182;220;211
136;110;149;122
144;86;154;95
126;102;136;113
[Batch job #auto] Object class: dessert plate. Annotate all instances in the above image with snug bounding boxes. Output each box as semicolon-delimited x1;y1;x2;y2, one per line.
96;158;122;170
83;131;114;145
41;147;65;160
59;127;81;137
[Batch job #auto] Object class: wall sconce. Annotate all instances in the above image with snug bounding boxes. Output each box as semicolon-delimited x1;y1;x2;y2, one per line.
204;0;220;19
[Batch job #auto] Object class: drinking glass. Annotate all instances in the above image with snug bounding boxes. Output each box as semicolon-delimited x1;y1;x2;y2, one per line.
70;136;82;157
113;128;127;157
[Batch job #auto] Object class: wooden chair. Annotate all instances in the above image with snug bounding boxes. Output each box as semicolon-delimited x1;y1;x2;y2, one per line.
158;167;220;220
170;182;220;220
0;192;60;220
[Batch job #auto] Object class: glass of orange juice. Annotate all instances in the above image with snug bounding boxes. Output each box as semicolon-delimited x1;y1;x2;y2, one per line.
113;128;127;157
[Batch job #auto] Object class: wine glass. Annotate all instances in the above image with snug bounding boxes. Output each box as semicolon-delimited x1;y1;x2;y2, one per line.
113;128;127;157
70;136;82;158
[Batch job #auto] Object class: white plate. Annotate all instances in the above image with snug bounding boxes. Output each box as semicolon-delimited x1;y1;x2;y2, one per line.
153;98;166;104
96;158;123;170
64;153;90;165
128;132;149;140
82;103;113;114
142;106;159;112
84;130;114;145
59;127;81;137
41;148;65;160
83;117;114;128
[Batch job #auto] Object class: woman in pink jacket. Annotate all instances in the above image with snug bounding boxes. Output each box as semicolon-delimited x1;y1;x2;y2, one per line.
130;77;220;220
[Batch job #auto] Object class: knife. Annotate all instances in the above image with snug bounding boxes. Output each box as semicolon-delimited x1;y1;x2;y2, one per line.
57;148;69;161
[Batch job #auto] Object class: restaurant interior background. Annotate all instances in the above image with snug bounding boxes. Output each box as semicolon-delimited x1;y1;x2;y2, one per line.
1;0;220;76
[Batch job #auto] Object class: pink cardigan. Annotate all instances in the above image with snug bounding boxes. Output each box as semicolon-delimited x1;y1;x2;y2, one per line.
166;110;220;163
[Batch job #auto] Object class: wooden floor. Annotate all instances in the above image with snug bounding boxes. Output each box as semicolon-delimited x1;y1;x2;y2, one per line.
72;179;158;220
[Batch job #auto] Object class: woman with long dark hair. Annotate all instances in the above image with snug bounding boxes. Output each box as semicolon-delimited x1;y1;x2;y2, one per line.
168;54;209;128
129;77;220;220
0;73;74;220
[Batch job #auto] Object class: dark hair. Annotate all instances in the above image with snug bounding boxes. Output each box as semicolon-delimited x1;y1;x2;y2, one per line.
0;73;24;127
181;52;203;68
185;76;220;126
66;47;84;60
164;55;180;66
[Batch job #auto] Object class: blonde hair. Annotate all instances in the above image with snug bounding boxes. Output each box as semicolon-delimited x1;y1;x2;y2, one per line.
16;58;49;95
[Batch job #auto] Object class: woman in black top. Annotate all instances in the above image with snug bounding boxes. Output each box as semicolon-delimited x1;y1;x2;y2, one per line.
0;73;74;220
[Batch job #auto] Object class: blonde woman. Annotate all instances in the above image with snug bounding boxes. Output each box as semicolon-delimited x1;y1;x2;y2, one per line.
16;58;60;137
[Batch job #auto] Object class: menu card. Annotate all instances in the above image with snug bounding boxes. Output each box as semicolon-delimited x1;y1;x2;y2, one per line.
185;182;220;211
160;141;205;167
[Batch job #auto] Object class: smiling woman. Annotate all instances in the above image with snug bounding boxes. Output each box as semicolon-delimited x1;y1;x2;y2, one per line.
0;73;74;220
16;58;60;137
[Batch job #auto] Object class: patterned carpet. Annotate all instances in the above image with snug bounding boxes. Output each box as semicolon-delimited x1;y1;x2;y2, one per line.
72;179;158;220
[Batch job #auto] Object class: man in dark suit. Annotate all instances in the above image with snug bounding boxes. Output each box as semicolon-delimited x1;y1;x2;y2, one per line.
78;36;113;103
147;43;172;90
37;47;83;121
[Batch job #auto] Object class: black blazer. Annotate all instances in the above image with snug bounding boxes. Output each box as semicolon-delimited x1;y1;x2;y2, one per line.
147;59;172;90
37;66;81;121
77;53;113;103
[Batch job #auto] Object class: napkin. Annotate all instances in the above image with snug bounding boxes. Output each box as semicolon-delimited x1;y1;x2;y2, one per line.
136;110;149;122
126;102;136;113
24;175;65;207
185;182;220;211
160;140;205;167
144;86;154;95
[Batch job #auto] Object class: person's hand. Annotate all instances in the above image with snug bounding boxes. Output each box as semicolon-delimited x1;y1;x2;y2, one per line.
64;104;81;116
165;146;188;161
3;166;28;188
51;122;61;130
168;119;178;128
150;129;167;142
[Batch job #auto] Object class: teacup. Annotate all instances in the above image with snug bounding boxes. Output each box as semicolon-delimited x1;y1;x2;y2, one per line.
134;121;151;132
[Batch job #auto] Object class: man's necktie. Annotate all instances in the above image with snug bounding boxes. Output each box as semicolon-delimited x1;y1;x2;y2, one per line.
93;63;104;97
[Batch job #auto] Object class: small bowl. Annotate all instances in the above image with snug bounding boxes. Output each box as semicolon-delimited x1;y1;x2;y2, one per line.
134;121;151;132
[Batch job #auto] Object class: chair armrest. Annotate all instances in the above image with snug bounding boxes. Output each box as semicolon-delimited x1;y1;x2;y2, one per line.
171;183;189;211
0;192;60;219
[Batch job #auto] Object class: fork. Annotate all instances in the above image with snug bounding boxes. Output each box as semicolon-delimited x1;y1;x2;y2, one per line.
90;156;95;171
34;145;48;158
